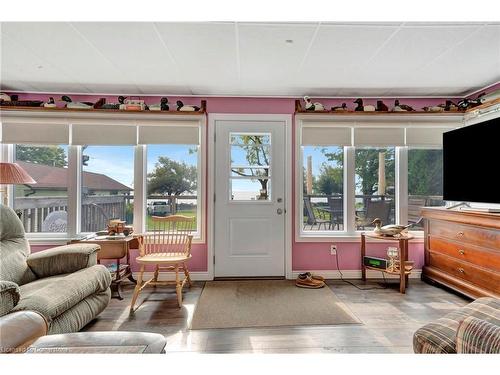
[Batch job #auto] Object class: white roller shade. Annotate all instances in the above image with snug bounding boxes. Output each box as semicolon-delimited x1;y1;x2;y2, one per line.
353;127;405;146
72;124;137;145
1;121;69;144
405;127;453;147
138;124;200;145
301;127;352;146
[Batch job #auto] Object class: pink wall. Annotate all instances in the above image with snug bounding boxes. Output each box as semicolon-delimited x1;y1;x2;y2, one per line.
11;91;472;274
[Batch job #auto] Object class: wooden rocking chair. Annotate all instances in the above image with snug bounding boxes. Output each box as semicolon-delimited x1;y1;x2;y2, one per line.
130;215;195;312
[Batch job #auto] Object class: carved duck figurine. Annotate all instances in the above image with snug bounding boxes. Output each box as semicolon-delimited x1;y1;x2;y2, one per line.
372;218;420;237
376;100;389;111
176;100;200;111
354;98;375;112
43;97;57;108
392;100;415;112
304;96;325;111
60;95;93;109
438;100;459;112
331;103;348;111
148;97;169;111
422;105;444;112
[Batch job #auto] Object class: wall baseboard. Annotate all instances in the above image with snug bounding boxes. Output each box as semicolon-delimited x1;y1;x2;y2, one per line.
291;269;422;280
133;270;422;281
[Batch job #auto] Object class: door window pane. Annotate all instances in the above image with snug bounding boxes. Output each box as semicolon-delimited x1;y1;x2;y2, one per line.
355;147;395;230
146;144;198;232
14;144;68;233
302;146;344;231
229;133;271;201
81;146;134;233
408;148;445;230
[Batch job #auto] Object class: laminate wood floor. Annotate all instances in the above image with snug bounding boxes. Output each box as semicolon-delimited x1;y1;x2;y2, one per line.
83;279;470;353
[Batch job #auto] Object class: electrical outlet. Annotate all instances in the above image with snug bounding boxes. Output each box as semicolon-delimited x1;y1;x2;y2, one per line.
330;244;337;255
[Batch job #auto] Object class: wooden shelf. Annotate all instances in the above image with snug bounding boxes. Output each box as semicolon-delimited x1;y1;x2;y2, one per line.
0;100;207;116
363;232;414;241
364;265;412;275
294;99;464;116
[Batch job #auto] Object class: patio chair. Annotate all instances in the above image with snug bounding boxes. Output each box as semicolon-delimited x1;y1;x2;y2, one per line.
327;196;343;230
356;199;392;230
303;196;331;230
130;215;195;311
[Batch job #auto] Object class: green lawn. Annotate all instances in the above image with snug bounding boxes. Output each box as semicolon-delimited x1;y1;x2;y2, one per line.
146;209;197;230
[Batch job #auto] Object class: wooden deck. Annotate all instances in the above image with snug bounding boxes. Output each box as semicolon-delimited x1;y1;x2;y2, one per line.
83;279;469;353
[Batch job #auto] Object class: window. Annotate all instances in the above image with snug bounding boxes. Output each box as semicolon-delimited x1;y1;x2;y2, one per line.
81;145;134;233
355;147;396;230
302;146;344;231
13;144;69;233
146;144;200;233
408;148;445;230
230;133;271;201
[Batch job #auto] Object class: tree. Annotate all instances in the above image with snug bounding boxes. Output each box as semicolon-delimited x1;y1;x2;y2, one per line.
147;156;197;196
408;149;443;195
323;148;395;195
231;135;270;199
314;164;343;195
16;145;67;167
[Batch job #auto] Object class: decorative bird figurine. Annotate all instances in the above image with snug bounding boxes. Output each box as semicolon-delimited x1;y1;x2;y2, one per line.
438;100;459;112
376;100;389;111
43;97;57;108
60;95;93;109
303;96;325;111
354;98;375;112
0;92;11;102
331;103;348;111
176;100;200;111
148;97;169;111
422;105;444;112
393;99;415;112
371;218;421;237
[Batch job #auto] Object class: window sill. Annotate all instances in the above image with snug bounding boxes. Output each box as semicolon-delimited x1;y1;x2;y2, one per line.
296;231;425;243
26;235;206;246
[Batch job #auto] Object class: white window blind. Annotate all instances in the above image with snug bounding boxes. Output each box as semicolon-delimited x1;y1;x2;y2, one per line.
138;124;200;145
301;126;352;146
71;124;137;145
405;127;453;147
353;127;405;147
1;121;69;144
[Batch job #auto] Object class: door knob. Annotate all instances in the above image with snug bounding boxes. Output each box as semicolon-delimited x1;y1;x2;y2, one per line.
277;208;283;215
277;198;283;203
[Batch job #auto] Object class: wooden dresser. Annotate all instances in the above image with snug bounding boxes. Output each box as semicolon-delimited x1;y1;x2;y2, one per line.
422;207;500;299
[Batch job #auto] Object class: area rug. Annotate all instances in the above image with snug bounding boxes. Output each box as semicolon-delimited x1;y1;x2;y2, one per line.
190;280;361;329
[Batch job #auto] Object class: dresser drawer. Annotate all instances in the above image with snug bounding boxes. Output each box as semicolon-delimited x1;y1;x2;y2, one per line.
429;220;500;250
428;237;500;271
428;251;500;293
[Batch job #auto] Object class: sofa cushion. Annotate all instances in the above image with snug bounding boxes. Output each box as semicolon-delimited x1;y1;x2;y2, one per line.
0;280;21;316
456;316;500;354
413;297;500;354
13;265;111;322
0;205;36;285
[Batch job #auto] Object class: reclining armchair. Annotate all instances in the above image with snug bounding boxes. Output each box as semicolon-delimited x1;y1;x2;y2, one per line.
0;204;111;335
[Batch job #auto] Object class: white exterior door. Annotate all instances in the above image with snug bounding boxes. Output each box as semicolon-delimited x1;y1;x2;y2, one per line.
214;120;285;277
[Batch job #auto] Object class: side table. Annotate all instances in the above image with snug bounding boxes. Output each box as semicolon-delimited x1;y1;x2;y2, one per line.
69;235;139;299
361;232;414;294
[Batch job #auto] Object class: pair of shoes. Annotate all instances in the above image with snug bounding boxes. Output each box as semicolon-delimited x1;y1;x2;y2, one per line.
295;272;325;289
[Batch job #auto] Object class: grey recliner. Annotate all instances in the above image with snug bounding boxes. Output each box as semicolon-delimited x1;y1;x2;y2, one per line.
0;204;111;334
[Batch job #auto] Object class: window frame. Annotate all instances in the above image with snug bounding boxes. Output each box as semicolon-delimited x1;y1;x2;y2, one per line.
1;113;206;244
295;115;461;242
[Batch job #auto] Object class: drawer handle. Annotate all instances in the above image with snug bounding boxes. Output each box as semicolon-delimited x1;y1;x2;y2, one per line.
457;231;464;237
458;249;465;255
458;267;465;273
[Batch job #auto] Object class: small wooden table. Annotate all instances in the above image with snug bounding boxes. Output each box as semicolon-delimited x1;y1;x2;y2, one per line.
70;235;139;300
361;232;414;294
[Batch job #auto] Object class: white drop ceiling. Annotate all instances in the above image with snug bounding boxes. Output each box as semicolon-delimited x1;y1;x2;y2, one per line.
1;22;499;97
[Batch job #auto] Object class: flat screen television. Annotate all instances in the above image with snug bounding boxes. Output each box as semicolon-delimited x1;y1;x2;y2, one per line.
443;116;500;204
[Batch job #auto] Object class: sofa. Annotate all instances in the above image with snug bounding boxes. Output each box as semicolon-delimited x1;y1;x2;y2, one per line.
413;297;500;354
0;204;111;334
